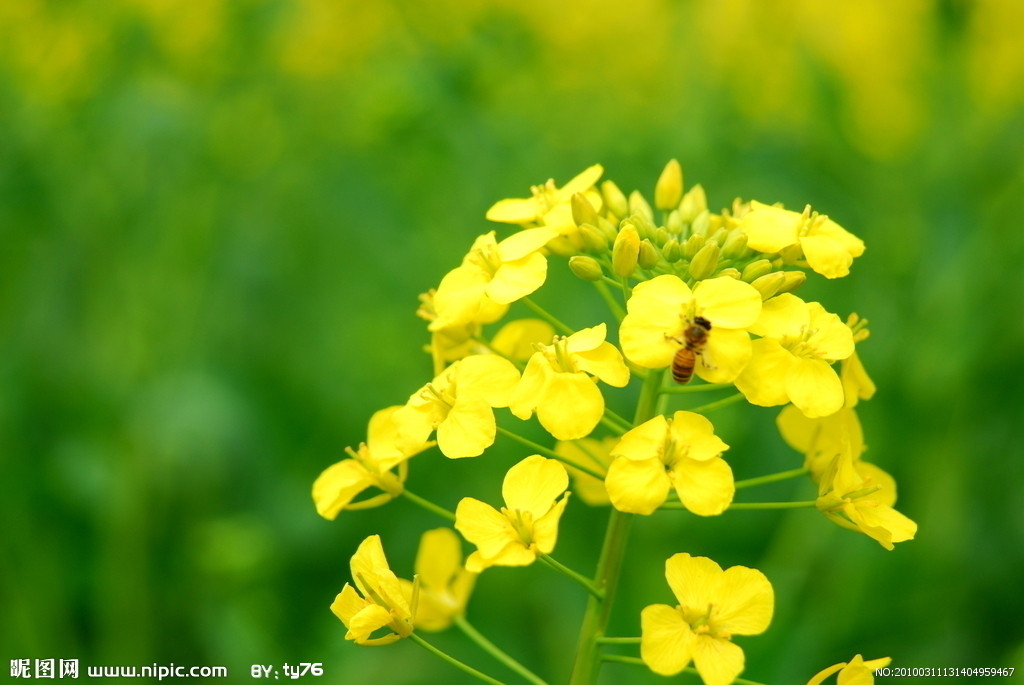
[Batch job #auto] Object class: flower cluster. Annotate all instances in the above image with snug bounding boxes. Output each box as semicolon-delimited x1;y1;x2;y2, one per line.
313;162;912;684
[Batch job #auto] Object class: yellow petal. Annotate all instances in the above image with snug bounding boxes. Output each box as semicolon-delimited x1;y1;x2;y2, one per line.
853;504;917;550
801;234;855;278
344;603;395;643
566;323;607;353
714;565;774;635
574;341;630;387
750;293;807;338
414;528;463;591
739;203;802;253
640;604;694;676
393;397;444;454
620;275;693;368
456;355;521;408
692;634;745;685
606;456;670;515
312;460;374;519
806;307;855;361
486;252;547;304
556;164;605;201
672;456;734;516
806;661;847;685
508;352;548;420
455;498;516;559
556;437;614;506
786;357;843;418
536;372;604;440
331;584;368;626
501;455;568;517
841;351;876;408
350;535;390;597
697;327;752;384
467;540;538;571
486;197;540;223
693;277;762;329
490;319;555;361
734;338;792;407
532;493;570;554
668;411;729;461
436;396;495;459
497;227;559;261
611;415;669;462
430;265;490;330
665;553;722;610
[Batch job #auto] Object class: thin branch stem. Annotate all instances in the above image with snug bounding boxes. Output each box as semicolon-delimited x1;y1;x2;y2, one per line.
401;489;456;522
521;297;574;336
410;633;508;685
455;616;549;685
689;392;746;414
497;426;603;480
728;500;818;510
735;467;809;490
659;382;731;395
538;554;603;600
595;636;641;645
592;280;626;320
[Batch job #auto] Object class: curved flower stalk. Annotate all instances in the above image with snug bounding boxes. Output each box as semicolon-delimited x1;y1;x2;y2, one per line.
641;554;774;685
312;406;432;519
455;455;570;572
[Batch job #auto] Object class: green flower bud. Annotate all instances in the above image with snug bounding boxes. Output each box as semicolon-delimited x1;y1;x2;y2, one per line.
691;210;711;238
602;180;629;219
682;233;706;259
663;238;682;262
679;184;707;222
666;209;683;235
597;216;619;243
688;241;720;280
612;224;641;277
750;272;785;300
654;227;670;247
569;255;604;282
638;239;661;270
741;259;774;282
654;159;684;210
778;270;807;293
717;267;741;279
571;192;599;228
721;231;749;259
629;191;654;223
709;227;728;246
579;224;609;253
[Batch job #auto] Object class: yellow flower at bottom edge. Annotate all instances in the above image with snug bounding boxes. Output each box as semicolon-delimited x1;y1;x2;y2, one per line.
399;528;476;632
509;323;629;440
605;412;734;516
815;444;917;550
331;535;413;646
641;553;774;685
312;407;432;520
454;455;570;572
806;654;892;685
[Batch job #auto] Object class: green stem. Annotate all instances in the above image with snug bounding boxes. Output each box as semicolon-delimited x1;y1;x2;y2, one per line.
410;633;508;685
735;467;809;490
521;297;575;336
659;382;731;394
567;368;664;685
689;392;746;414
728;500;818;510
401;489;456;522
618;276;632;306
593;280;626;320
455;616;549;685
539;554;603;600
497;426;603;480
595;636;640;645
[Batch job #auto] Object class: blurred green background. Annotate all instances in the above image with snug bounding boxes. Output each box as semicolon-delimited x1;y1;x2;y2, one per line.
2;0;1023;683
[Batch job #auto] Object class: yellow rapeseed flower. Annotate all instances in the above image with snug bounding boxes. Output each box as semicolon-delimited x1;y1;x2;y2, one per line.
330;535;414;646
312;407;432;519
620;275;762;383
776;404;865;481
430;229;557;331
738;201;865;279
641;554;774;685
735;294;854;418
816;445;917;550
605;412;734;516
806;654;892;685
454;455;570;572
399;528;475;632
509;323;629;440
394;355;520;459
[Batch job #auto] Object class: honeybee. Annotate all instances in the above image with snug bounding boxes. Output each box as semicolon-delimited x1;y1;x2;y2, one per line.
671;316;712;384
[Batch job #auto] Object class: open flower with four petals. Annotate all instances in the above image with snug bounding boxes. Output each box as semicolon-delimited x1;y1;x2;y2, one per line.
330;535;414;646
